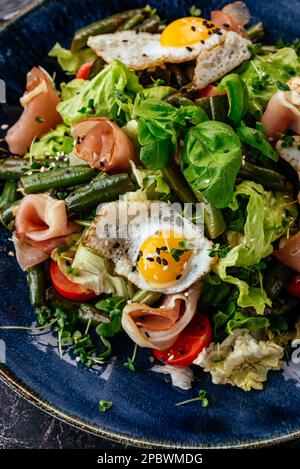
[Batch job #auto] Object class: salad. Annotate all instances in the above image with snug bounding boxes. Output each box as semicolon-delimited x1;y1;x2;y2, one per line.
1;1;300;394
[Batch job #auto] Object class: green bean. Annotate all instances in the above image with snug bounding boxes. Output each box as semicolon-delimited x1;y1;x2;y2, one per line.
162;164;197;204
196;95;230;123
239;161;291;192
169;64;190;89
71;8;149;52
0;158;29;180
131;289;163;306
27;264;46;307
46;287;110;326
21;165;95;194
136;15;161;33
118;12;145;31
164;90;195;107
78;304;110;327
204;203;227;239
87;57;106;79
0;200;20;230
0;180;18;210
247;22;265;43
264;261;292;300
65;173;134;214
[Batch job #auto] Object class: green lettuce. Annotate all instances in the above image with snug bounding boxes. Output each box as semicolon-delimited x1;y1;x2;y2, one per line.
240;47;300;117
60;79;88;101
49;42;96;75
215;181;289;314
58;60;142;126
26;123;73;160
181;121;242;209
131;162;170;200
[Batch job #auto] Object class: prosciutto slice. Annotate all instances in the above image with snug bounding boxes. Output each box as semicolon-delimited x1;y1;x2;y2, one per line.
274;231;300;273
6;67;62;155
211;1;251;37
14;194;79;270
261;77;300;141
72;118;137;172
122;282;202;350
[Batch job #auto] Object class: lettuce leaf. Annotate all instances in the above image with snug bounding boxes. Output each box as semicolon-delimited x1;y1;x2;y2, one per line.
131;162;170;200
60;79;88;101
49;42;96;75
25;123;73;160
215;181;289;314
240;47;300;117
58;60;142;126
181;121;242;209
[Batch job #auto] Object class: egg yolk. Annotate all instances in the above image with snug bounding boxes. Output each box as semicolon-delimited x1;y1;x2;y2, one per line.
137;231;192;287
160;17;217;47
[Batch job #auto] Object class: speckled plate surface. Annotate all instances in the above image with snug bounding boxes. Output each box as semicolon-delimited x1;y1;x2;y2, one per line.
1;0;300;449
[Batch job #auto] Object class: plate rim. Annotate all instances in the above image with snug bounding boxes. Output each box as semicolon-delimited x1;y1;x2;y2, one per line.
1;0;300;449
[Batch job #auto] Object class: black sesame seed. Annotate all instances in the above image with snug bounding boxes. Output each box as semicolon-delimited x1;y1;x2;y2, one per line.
176;218;184;227
145;331;150;338
156;247;161;255
156;257;162;264
122;39;128;42
223;23;230;28
160;246;168;251
162;258;168;266
176;274;182;280
142;53;148;57
132;266;137;272
113;242;120;248
191;25;196;31
146;257;154;262
200;40;205;44
100;161;105;168
186;46;193;52
208;31;212;35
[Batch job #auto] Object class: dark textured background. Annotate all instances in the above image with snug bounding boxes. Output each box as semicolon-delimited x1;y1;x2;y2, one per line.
0;0;299;450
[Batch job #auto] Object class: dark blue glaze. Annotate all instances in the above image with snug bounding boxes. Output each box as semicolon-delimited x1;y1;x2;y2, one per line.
0;0;300;448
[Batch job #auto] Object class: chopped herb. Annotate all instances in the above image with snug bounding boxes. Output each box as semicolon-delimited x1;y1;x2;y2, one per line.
275;80;290;91
170;240;193;262
35;116;45;123
281;135;295;148
176;389;209;408
98;400;113;412
209;244;231;259
189;5;202;16
123;343;138;372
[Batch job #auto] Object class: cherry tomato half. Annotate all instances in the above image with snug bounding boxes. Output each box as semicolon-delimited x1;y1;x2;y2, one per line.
153;313;212;367
286;274;300;298
50;261;96;301
76;62;93;80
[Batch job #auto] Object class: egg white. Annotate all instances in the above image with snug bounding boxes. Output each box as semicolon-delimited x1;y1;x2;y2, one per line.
84;201;214;294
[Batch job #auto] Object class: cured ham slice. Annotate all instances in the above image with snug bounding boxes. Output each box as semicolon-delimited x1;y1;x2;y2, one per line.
122;282;202;350
274;231;300;273
6;67;62;155
14;194;80;270
211;1;250;37
72;118;137;172
261;77;300;141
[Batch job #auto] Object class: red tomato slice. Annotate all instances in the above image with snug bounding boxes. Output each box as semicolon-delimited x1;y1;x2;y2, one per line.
286;274;300;298
50;261;96;301
153;314;212;367
76;62;93;80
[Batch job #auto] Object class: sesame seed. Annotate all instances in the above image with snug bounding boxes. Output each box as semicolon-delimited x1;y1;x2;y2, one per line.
191;25;196;31
146;257;154;262
176;274;182;280
184;292;189;297
162;258;168;266
163;266;168;271
160;246;168;251
156;247;161;255
8;251;15;257
1;124;8;130
186;46;193;52
132;266;137;272
154;275;158;280
156;257;162;264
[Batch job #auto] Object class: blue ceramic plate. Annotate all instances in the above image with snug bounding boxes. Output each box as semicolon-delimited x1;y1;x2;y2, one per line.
1;0;300;449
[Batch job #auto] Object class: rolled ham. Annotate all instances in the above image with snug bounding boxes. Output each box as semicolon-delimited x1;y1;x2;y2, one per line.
14;194;80;270
261;77;300;141
72;118;137;172
274;231;300;273
211;1;251;37
122;282;202;350
6;67;62;155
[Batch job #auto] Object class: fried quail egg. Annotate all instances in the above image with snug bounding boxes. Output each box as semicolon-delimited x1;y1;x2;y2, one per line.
88;17;225;71
84;201;214;294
